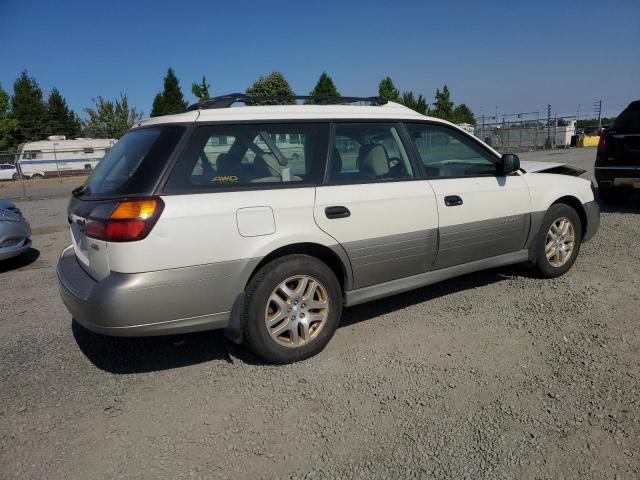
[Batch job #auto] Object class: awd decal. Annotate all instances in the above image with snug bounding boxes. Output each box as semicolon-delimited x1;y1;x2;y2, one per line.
212;175;238;183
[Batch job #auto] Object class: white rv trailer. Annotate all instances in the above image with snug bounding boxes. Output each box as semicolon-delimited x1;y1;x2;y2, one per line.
17;136;116;178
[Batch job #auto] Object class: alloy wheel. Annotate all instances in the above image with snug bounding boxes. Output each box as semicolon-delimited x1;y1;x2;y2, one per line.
264;275;329;348
545;217;576;267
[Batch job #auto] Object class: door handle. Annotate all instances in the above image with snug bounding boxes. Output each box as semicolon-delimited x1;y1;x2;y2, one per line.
444;195;463;207
325;206;351;219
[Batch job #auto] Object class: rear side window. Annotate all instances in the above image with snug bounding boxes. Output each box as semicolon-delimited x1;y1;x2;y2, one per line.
329;123;414;182
612;104;640;129
165;123;329;191
82;126;185;198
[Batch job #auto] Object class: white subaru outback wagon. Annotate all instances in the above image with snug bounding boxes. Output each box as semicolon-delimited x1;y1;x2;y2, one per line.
58;94;600;363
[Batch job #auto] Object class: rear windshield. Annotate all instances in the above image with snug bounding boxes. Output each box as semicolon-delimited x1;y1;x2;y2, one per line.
612;105;640;129
80;126;184;197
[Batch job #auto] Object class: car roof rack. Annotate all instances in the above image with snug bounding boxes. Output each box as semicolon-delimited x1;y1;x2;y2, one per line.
185;93;388;111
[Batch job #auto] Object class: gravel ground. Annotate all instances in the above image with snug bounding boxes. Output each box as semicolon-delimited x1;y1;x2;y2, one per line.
1;147;638;479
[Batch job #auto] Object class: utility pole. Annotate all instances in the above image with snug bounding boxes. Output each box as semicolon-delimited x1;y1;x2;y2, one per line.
545;104;552;149
594;100;602;129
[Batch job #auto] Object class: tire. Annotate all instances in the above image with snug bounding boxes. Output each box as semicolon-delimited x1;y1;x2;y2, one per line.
532;203;582;278
30;173;44;180
12;172;20;181
242;254;342;364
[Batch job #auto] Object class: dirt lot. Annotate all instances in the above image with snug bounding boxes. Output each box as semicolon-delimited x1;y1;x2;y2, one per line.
1;147;638;479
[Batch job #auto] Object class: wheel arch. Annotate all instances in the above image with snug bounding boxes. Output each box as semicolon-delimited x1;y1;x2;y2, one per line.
246;242;353;292
551;195;587;238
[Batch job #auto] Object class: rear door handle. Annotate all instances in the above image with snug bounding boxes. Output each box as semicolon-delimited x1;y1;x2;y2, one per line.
325;206;351;219
444;195;463;207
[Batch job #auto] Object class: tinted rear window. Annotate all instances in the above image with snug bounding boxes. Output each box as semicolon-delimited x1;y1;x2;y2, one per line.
81;126;185;198
164;123;329;192
612;105;640;129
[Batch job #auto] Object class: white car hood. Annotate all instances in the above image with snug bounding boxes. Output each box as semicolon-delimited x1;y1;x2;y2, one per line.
520;160;586;176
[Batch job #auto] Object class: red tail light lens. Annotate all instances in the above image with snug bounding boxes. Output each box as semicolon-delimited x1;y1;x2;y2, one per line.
597;129;606;153
85;197;164;242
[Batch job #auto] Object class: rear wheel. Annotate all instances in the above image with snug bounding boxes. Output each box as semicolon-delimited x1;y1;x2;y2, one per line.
30;173;44;180
242;254;342;364
12;172;20;180
532;203;582;278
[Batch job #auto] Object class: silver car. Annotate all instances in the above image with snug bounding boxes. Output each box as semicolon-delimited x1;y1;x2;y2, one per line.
0;199;31;261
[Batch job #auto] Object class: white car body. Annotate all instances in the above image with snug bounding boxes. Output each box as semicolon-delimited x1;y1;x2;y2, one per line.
0;163;18;180
57;98;600;353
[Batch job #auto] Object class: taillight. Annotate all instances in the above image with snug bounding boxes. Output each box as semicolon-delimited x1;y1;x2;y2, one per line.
85;197;164;242
597;129;606;153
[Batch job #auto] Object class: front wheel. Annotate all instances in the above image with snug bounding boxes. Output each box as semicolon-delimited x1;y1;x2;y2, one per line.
532;203;582;278
242;255;342;364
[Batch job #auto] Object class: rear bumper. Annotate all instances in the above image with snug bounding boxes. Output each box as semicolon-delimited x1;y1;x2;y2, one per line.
582;200;600;242
57;246;258;337
595;165;640;188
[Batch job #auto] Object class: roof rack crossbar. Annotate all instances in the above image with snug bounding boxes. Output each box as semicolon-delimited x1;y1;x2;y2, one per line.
186;94;388;111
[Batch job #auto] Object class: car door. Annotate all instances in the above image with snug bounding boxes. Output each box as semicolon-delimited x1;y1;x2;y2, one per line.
405;122;531;270
314;122;438;289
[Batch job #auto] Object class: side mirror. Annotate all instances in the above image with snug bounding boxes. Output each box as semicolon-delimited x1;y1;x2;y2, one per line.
500;154;520;175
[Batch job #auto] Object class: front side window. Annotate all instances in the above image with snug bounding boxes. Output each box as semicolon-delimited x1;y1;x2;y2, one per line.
406;123;497;178
165;123;329;191
329;123;414;182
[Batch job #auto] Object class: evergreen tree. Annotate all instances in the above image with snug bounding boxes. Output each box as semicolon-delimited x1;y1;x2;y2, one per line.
452;103;475;125
245;72;295;105
0;84;18;151
46;88;82;138
378;77;400;102
151;67;188;117
430;85;454;121
191;75;211;102
400;91;428;115
10;70;47;144
307;72;340;102
83;94;142;138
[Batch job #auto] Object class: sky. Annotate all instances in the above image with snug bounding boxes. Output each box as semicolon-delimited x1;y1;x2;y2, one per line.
1;0;639;120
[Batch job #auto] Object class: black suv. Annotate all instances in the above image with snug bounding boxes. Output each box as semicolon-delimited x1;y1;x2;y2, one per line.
595;100;640;202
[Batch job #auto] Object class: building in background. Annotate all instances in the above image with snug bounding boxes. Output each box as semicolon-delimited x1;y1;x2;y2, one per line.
16;136;116;178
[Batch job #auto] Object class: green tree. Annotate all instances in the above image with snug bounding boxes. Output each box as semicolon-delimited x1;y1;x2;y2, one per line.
191;76;211;102
378;77;400;102
306;72;340;102
452;103;475;125
151;67;188;117
45;88;82;138
10;70;47;144
400;91;428;115
83;94;142;138
0;83;18;151
245;72;295;105
429;85;454;121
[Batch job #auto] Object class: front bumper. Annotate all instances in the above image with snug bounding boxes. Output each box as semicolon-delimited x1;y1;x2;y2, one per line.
57;246;258;337
0;238;32;260
0;218;32;261
583;200;600;242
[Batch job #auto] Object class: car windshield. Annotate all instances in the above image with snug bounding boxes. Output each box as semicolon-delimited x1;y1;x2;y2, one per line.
81;126;184;197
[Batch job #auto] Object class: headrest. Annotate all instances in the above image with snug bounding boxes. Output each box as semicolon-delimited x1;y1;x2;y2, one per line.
253;153;282;178
359;144;389;177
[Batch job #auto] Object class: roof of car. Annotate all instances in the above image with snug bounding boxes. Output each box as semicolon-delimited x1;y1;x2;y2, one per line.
133;101;454;129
